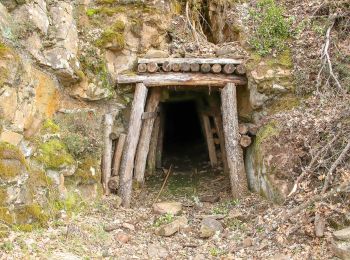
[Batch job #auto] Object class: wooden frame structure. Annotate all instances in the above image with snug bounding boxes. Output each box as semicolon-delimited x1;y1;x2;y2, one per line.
103;58;249;207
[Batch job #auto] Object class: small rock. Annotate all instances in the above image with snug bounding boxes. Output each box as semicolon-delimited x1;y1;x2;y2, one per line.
155;216;188;237
200;195;220;203
104;224;119;232
242;237;253;248
115;232;130;243
147;244;168;259
153;201;182;215
334;227;350;241
200;218;223;238
330;241;350;260
122;222;135;231
49;252;82;260
268;254;291;260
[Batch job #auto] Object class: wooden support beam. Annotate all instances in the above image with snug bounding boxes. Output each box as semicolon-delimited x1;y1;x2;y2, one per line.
116;73;247;87
156;108;165;168
138;58;243;65
201;114;218;167
111;133;126;177
102;113;114;195
221;83;248;198
134;88;161;184
147;112;161;175
214;115;228;173
118;83;148;208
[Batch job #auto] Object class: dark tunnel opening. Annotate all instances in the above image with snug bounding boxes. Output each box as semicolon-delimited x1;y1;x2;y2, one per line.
162;100;208;169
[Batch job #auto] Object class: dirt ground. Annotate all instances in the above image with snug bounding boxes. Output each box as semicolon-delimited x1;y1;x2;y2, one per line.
0;153;338;260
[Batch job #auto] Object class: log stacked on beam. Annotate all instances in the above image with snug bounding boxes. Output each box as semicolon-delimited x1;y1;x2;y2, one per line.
137;58;246;76
238;123;258;149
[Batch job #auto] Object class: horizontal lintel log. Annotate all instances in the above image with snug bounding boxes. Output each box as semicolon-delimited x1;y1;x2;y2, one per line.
138;58;243;65
116;73;247;87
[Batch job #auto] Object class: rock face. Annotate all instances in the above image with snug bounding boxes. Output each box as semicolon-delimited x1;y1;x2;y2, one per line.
199;217;224;238
153;201;182;215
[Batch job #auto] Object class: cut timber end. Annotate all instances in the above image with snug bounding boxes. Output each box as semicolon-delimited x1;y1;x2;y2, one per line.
211;64;222;74
190;63;200;72
171;63;181;72
181;62;191;72
147;62;158;73
201;64;211;73
162;61;171;72
116;73;247;87
138;58;243;65
223;64;235;74
236;64;246;75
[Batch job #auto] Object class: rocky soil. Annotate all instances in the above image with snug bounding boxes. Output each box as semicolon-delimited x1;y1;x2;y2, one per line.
1;160;348;260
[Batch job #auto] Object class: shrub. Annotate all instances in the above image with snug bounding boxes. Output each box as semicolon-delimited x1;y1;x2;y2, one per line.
249;0;292;55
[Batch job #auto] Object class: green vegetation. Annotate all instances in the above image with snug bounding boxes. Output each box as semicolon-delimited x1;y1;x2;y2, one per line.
249;0;292;55
0;42;9;57
154;213;174;227
225;218;246;231
96;20;125;51
36;139;74;170
0;142;28;180
41;119;60;134
255;120;280;146
209;247;225;257
212;199;240;215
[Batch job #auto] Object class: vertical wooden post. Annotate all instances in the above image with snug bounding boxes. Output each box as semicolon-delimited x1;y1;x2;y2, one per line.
111;133;126;177
147;112;161;174
102;113;114;195
214;115;228;173
118;83;148;207
156;108;165;168
201;114;218;167
134;88;161;184
221;83;248;198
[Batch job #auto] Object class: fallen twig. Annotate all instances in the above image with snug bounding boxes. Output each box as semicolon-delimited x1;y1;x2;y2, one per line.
322;140;350;193
288;132;341;197
154;165;173;203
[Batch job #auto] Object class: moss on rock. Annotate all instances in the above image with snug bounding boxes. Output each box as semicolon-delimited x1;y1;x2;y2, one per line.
41;119;60;134
35;139;74;170
0;207;13;225
14;203;48;226
96;20;125;51
0;142;28;181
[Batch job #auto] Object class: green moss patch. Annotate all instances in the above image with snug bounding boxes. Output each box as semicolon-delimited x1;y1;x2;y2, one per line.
14;204;48;226
255;120;280;146
0;142;28;180
68;156;101;185
96;20;125;51
0;207;13;225
41;119;60;134
36;139;74;170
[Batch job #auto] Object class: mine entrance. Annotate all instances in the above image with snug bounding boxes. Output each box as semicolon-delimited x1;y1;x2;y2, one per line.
162;99;207;170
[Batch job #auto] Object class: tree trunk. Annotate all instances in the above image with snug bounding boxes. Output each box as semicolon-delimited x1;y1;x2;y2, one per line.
118;83;148;208
221;83;248;198
102;113;114;195
134;88;161;184
112;133;126;176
